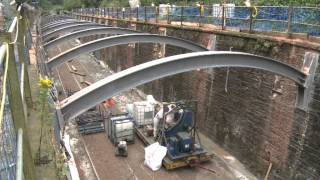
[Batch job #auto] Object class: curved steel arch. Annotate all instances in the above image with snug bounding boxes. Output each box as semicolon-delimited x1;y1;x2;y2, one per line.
42;21;92;33
41;16;71;25
41;19;80;29
42;18;77;26
47;34;208;69
59;51;307;120
42;24;106;42
42;21;84;33
44;27;142;50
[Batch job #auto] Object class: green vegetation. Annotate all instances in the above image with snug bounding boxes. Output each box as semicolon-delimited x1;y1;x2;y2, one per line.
39;0;320;10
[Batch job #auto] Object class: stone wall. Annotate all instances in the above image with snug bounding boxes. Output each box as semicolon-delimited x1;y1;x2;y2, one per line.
78;15;320;180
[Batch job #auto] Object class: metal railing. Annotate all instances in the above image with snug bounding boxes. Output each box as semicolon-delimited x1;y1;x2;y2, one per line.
74;5;320;37
0;4;36;180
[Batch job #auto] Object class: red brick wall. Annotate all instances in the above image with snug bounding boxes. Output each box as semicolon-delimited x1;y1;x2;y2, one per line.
79;17;320;180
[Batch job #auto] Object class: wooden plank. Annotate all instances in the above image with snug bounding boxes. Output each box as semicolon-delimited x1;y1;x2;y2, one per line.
70;70;86;76
81;80;92;86
71;65;78;71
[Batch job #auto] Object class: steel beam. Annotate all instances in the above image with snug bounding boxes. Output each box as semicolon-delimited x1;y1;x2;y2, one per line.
47;34;208;69
59;51;307;120
42;16;72;25
41;19;80;30
41;18;77;26
42;24;106;42
44;27;141;50
42;21;92;33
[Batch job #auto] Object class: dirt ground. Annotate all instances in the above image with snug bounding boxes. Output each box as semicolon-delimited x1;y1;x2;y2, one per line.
47;37;257;180
28;31;59;180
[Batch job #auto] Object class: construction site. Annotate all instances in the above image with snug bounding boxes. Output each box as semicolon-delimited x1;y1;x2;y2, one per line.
1;1;320;180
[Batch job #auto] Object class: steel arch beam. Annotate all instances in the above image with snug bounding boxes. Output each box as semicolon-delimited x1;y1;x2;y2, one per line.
44;27;141;50
59;51;307;120
41;16;74;24
41;16;71;25
42;24;106;42
47;34;208;69
41;19;80;29
42;21;92;33
42;18;77;26
42;21;84;32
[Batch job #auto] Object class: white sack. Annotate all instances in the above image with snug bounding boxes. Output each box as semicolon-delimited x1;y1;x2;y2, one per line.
144;142;167;171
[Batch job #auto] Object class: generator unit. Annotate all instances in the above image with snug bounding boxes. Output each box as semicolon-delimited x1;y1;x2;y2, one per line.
135;100;213;169
156;102;206;160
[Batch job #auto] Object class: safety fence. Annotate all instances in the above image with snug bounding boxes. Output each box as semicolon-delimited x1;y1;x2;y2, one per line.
0;4;36;180
74;5;320;37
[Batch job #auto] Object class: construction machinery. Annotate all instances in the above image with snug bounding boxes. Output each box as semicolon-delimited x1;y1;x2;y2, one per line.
76;107;106;135
133;100;213;170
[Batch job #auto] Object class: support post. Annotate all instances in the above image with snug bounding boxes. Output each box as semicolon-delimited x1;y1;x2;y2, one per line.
199;5;204;27
221;5;225;30
116;7;118;19
7;43;35;180
156;6;159;23
111;7;113;18
180;6;184;26
16;128;24;180
249;6;254;33
144;6;147;22
18;14;33;109
136;7;139;21
167;6;170;24
287;6;293;35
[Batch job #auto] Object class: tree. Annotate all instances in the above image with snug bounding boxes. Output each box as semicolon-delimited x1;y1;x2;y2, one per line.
64;0;82;10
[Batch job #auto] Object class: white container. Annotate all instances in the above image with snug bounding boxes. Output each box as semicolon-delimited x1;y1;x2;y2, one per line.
133;101;154;126
107;114;134;145
126;104;134;116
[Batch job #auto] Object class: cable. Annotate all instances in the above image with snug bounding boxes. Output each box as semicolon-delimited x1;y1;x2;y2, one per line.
0;44;10;133
11;16;19;44
190;163;217;175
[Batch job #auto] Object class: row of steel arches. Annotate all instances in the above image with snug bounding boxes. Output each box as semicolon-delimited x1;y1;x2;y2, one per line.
41;16;309;120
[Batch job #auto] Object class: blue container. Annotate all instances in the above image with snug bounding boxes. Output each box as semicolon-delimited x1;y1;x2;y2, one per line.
177;132;193;153
168;136;179;156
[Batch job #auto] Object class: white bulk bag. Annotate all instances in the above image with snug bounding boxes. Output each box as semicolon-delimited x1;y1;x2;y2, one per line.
144;142;167;171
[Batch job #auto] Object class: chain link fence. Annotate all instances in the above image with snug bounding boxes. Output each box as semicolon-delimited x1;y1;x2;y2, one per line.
0;98;16;180
75;5;320;37
0;3;36;180
0;6;18;178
